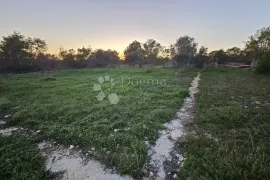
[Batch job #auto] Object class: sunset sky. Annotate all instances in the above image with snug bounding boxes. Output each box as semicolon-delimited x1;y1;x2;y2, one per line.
0;0;269;55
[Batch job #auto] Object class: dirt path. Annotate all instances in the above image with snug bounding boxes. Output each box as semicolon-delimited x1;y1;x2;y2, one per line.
148;73;201;180
0;126;132;180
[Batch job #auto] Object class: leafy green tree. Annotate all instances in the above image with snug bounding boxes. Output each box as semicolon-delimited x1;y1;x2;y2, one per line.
0;32;31;66
143;39;163;63
196;46;209;68
175;36;197;57
29;38;47;59
59;47;76;67
215;49;228;64
76;46;92;62
124;41;145;66
245;27;270;59
198;46;208;56
172;35;198;67
89;49;120;67
226;47;241;56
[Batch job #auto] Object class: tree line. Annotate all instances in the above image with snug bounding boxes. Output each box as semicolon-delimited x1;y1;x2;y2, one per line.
0;26;269;73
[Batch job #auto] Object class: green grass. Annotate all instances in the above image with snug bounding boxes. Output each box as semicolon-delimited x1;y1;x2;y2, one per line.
180;68;270;179
0;135;50;180
0;67;197;177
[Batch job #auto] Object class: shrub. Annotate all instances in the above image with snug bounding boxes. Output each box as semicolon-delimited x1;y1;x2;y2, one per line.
255;52;270;74
0;64;41;74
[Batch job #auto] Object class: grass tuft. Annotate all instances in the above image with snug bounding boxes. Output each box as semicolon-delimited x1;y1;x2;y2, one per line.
0;135;50;180
0;97;11;111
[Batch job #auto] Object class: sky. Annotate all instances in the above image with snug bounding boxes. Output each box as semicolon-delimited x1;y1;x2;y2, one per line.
0;0;269;55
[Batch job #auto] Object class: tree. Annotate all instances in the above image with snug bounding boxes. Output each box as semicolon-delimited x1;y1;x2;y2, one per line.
76;46;92;62
124;41;145;66
161;47;171;60
215;49;228;64
226;47;241;56
143;39;162;63
245;26;270;59
198;46;208;56
104;49;120;63
89;49;120;67
173;35;198;67
29;38;47;59
0;32;31;66
175;36;197;57
169;44;177;58
59;47;76;68
245;26;270;73
196;46;209;68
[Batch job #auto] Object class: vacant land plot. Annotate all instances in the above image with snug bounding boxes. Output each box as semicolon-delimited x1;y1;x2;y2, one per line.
0;68;197;177
180;69;270;179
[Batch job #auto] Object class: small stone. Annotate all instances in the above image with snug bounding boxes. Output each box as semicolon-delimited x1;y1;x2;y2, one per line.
168;172;171;175
149;171;154;176
255;101;261;105
173;174;178;179
91;147;95;151
36;130;41;133
244;106;248;108
142;168;148;175
69;145;74;150
178;156;184;162
4;115;11;118
114;129;120;133
86;153;89;156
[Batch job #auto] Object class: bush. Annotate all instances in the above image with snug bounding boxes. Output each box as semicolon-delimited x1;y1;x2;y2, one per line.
256;52;270;74
0;64;41;74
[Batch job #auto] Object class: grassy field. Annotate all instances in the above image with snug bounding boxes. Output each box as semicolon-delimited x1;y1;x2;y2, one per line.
180;69;270;179
0;68;197;177
0;135;50;180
